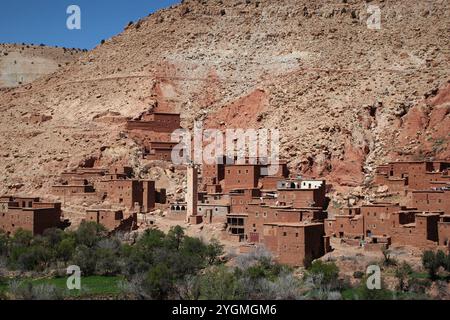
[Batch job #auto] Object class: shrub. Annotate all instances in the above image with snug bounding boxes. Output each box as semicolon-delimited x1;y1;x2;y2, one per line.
71;245;97;276
422;250;440;279
136;229;165;251
199;266;244;300
352;280;395;300
382;247;397;266
165;226;185;251
0;231;8;256
235;246;272;270
205;238;224;265
307;260;340;289
395;262;413;291
353;271;365;279
56;237;76;262
7;280;62;300
141;264;175;300
95;238;122;275
75;221;107;247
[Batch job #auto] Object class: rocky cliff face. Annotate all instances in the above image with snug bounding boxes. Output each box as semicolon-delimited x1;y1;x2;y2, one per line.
0;0;448;198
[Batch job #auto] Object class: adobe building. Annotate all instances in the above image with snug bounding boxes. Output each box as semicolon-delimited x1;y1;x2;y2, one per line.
389;211;440;248
125;112;181;161
198;203;230;224
52;166;157;213
145;142;179;161
0;196;68;235
169;202;187;220
225;213;247;242
229;188;261;212
277;179;327;208
223;163;260;192
325;207;364;240
126;112;181;132
262;222;328;266
325;202;444;249
201;156;227;191
60;167;108;182
243;203;327;243
411;189;450;215
98;179;155;213
202;156;289;194
85;209;137;233
374;161;450;194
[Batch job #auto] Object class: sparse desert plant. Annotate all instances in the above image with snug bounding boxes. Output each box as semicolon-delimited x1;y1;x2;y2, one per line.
307;260;340;289
235;246;272;270
198;266;244;300
174;275;201;300
422;250;440;279
395;262;413;292
381;247;397;267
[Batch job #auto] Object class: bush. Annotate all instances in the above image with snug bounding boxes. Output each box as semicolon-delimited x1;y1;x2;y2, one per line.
56;237;76;262
7;280;62;300
235;246;272;270
422;250;440;279
353;271;365;279
126;265;175;300
307;260;340;289
199;266;244;300
75;221;107;247
381;247;397;267
350;280;395;300
0;231;8;256
95;238;122;275
71;245;97;276
205;238;224;265
395;262;413;291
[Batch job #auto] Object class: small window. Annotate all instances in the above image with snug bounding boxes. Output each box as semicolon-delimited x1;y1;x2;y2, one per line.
283;232;287;236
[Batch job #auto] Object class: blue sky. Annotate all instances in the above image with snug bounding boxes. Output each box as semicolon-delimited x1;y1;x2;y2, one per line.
0;0;180;49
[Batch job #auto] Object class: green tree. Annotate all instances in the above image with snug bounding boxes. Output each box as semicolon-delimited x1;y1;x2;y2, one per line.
422;250;440;279
395;262;413;291
307;260;340;288
143;263;175;299
352;278;395;300
199;266;244;300
136;229;165;251
205;238;224;265
71;245;97;276
75;221;107;247
56;237;76;263
0;231;8;257
382;247;397;266
95;238;122;275
435;250;447;268
11;229;33;247
42;228;64;247
166;226;185;250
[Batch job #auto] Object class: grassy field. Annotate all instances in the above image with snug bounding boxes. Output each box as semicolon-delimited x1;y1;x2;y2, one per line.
0;276;124;298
